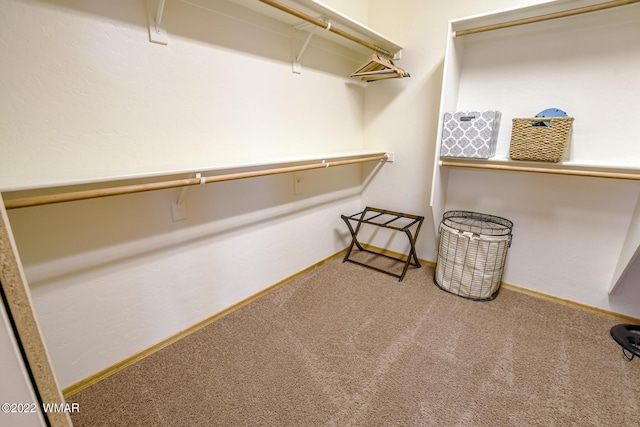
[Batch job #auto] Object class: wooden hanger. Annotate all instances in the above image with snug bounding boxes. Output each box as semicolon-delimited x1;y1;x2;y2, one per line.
351;54;410;82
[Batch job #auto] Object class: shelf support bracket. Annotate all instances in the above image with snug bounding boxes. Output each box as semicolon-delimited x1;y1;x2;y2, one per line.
292;20;332;74
171;172;204;221
147;0;168;45
292;31;314;74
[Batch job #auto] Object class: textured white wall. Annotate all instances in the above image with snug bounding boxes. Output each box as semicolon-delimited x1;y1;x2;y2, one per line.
363;0;640;318
322;0;369;24
1;0;370;388
0;0;365;178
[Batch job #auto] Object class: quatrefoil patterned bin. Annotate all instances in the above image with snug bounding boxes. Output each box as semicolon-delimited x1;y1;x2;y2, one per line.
440;110;501;159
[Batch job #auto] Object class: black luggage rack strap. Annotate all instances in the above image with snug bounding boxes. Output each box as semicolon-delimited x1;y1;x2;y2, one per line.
341;207;424;281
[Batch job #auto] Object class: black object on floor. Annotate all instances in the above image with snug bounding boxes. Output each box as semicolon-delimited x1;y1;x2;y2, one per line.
610;324;640;360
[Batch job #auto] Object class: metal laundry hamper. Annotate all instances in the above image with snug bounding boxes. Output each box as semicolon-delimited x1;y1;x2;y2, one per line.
435;211;513;301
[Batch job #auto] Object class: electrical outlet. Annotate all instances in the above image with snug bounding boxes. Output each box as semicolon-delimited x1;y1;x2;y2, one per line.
171;201;188;221
294;173;302;195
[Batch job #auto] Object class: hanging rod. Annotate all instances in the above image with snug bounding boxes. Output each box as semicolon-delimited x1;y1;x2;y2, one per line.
257;0;393;58
455;0;640;37
440;160;640;181
3;154;388;210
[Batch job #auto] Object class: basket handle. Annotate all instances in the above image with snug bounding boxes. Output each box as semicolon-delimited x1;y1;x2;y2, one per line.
526;117;570;127
457;230;480;240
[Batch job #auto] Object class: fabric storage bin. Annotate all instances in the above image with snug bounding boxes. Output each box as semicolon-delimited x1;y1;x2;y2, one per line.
440;110;501;158
509;117;574;162
435;211;513;301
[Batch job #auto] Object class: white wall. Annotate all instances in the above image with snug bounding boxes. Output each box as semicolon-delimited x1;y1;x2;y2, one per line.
363;0;640;318
0;0;373;389
322;0;368;24
0;0;366;177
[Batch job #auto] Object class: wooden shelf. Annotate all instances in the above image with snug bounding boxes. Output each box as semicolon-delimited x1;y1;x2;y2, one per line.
162;0;402;59
441;158;640;181
2;151;389;210
0;150;389;193
450;0;640;37
226;0;403;57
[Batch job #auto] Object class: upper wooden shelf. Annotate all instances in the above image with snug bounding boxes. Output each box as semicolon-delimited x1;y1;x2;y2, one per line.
448;0;640;37
151;0;403;59
226;0;403;57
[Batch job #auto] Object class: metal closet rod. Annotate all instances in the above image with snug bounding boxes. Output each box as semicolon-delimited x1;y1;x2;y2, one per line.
455;0;640;37
3;154;388;210
257;0;393;58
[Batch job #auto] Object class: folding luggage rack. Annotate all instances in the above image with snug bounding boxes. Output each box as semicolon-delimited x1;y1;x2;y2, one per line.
341;207;424;281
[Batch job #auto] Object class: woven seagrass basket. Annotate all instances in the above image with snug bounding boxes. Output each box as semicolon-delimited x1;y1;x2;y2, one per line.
509;117;574;162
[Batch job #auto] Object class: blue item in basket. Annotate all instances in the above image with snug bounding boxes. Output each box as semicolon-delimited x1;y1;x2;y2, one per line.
533;108;568;126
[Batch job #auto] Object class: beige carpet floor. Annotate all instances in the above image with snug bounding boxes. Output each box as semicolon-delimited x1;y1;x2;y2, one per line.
68;251;640;426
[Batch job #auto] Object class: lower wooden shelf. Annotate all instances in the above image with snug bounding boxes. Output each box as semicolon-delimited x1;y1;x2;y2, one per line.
440;159;640;181
440;157;640;295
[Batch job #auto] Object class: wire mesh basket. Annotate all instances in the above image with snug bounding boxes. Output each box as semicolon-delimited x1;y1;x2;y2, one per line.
434;211;513;301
